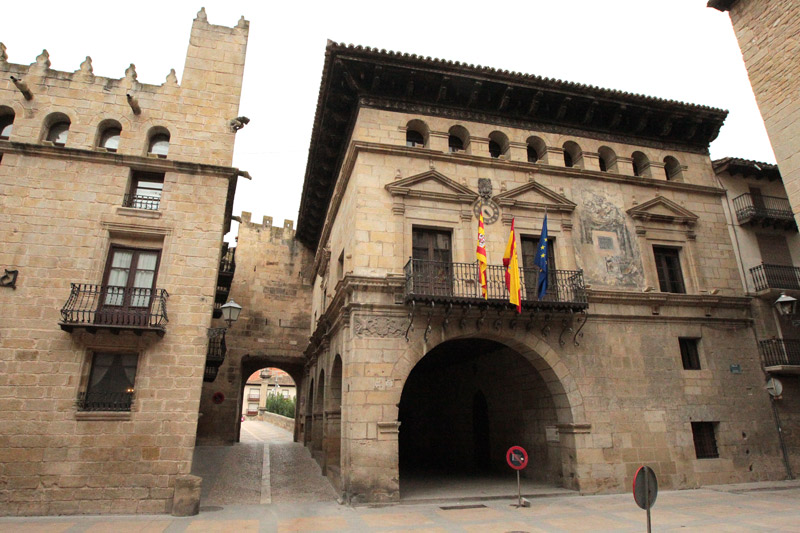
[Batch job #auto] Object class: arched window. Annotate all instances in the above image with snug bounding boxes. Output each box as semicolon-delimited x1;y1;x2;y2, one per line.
663;156;682;181
488;131;509;159
562;141;582;169
448;125;469;154
147;128;170;158
44;113;71;146
97;120;122;152
598;146;617;173
526;136;546;164
0;107;14;140
405;119;428;148
631;151;650;177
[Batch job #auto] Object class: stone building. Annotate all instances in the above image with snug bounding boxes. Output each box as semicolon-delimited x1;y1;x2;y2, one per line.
714;157;799;476
0;10;249;515
708;0;800;227
256;41;793;503
242;368;297;419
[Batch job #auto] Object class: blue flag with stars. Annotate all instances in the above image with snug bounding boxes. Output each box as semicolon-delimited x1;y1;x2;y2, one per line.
534;214;548;299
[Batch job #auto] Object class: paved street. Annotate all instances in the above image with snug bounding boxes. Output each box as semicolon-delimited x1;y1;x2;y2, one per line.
2;421;799;531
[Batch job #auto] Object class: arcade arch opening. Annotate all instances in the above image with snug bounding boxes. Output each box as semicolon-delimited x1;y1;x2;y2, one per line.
398;338;567;498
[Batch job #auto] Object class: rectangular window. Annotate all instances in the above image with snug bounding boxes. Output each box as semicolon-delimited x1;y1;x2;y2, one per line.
78;352;138;411
653;246;686;293
98;246;161;326
521;235;556;300
691;422;719;459
248;388;261;400
247;403;259;415
679;338;701;370
125;171;164;210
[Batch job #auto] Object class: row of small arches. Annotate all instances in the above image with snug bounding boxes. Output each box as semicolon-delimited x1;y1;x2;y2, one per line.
0;106;170;158
405;119;684;181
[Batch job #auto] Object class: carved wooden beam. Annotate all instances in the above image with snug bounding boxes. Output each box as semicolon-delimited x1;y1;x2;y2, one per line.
467;81;482;107
336;60;360;92
660;117;673;137
527;91;543;115
555;97;571;121
684;119;701;140
406;76;415;98
437;76;449;102
634;111;651;133
498;86;513;111
370;66;382;91
609;104;626;129
582;100;598;124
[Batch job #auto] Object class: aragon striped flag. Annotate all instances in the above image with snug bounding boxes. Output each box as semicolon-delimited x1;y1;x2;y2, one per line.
476;212;488;299
503;218;522;313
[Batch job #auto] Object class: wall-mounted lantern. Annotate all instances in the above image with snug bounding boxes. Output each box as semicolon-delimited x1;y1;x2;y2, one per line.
220;298;242;328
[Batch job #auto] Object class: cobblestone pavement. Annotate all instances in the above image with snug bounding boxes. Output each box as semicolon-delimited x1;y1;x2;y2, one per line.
3;484;800;532
3;421;800;531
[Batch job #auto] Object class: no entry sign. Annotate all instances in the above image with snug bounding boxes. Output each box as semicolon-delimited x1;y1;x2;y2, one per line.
506;446;528;470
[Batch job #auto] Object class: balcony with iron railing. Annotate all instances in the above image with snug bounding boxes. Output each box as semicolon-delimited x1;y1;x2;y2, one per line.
122;194;160;211
59;284;169;336
733;193;796;230
749;264;800;292
214;247;236;319
404;259;588;311
759;339;800;374
76;391;134;412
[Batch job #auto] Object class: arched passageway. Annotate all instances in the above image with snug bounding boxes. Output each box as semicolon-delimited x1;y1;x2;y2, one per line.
399;338;564;497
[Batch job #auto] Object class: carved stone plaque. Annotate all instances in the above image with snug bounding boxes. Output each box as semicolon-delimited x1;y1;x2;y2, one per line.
354;316;405;338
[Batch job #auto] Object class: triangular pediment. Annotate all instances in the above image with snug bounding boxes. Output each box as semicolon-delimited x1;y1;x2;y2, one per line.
493;181;576;213
626;196;699;226
385;170;479;204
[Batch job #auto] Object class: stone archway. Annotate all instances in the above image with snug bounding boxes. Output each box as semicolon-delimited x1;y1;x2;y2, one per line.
325;355;343;488
395;335;580;498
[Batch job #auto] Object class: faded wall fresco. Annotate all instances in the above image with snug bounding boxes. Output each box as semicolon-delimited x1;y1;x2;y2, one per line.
576;189;643;288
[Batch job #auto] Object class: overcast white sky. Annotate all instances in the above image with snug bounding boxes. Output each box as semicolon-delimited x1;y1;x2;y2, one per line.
1;1;774;240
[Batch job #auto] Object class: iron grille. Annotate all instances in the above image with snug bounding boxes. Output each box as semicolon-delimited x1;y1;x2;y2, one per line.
76;391;134;412
220;248;236;275
122;194;160;210
59;284;168;331
204;366;219;383
749;264;800;291
403;258;587;310
206;328;227;367
732;193;795;225
759;339;800;367
691;422;719;459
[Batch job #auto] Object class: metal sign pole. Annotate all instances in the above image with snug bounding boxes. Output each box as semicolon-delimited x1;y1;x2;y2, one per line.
645;471;651;533
517;470;521;507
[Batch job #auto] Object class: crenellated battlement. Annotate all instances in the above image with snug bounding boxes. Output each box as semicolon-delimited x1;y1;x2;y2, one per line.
0;8;249;168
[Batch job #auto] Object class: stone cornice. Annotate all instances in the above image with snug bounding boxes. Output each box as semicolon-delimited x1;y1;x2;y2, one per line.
587;289;751;309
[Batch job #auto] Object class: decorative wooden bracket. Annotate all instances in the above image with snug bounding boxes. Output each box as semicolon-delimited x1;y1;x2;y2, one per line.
0;269;18;289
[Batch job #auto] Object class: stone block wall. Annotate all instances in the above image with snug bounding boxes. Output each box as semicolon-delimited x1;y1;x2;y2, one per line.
725;0;800;227
195;213;314;445
0;11;247;516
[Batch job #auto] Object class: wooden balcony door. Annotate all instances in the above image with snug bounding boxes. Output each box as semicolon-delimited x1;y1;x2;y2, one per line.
98;246;161;326
521;236;555;301
412;228;453;297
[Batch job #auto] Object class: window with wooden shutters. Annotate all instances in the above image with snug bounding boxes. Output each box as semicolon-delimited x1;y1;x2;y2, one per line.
521;236;555;300
691;422;719;459
411;228;452;296
653;246;686;293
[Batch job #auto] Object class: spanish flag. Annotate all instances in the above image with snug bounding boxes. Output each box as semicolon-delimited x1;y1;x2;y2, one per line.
476;212;488;299
503;218;522;313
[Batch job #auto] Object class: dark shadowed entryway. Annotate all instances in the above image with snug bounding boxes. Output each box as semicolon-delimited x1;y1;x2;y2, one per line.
398;338;568;500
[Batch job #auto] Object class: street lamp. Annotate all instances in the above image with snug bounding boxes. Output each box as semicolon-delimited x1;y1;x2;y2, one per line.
220;298;242;328
774;292;798;317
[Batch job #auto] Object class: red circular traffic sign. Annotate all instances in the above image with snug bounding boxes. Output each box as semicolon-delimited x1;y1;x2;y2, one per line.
506;446;528;470
212;392;225;404
632;465;658;510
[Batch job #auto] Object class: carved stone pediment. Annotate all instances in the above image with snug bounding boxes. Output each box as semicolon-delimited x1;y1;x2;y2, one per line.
385;170;479;204
626;196;698;226
492;181;576;213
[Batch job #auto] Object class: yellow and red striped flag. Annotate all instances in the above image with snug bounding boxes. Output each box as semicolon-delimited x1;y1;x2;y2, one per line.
503;218;522;313
476;212;488;299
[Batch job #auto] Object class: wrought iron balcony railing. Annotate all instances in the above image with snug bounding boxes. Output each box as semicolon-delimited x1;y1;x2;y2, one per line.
220;247;236;276
204;366;219;383
122;194;160;211
759;339;800;369
77;391;134;412
404;258;588;311
260;370;272;379
749;264;800;291
59;284;168;335
206;328;227;366
733;193;796;228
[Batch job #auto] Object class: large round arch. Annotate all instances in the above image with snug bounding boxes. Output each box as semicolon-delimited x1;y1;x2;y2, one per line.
397;335;577;497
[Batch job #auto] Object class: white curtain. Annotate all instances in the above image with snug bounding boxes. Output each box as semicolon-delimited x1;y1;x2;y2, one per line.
105;250;132;306
131;252;157;307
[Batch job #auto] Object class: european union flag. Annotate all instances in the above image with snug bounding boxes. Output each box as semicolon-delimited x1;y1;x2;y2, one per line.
534;214;548;299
